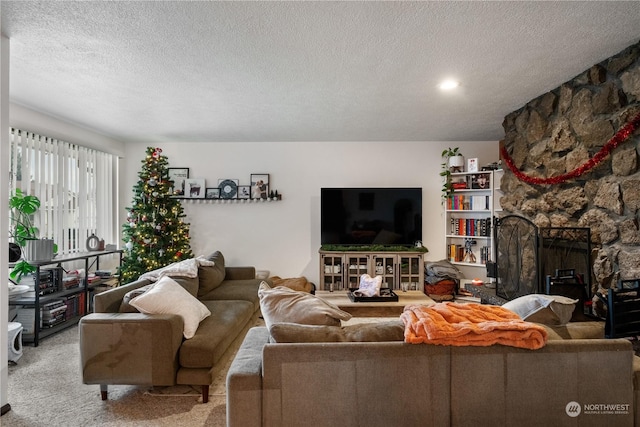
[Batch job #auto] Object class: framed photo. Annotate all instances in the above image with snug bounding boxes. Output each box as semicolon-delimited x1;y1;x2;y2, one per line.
237;185;251;199
218;179;239;199
467;158;479;172
250;174;269;199
184;178;206;198
470;173;490;189
205;188;220;199
167;168;189;196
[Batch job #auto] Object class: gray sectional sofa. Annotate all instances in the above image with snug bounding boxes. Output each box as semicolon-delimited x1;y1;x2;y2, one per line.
79;251;267;403
227;321;640;426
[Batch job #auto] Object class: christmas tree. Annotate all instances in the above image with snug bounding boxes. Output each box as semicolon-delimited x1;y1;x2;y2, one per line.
120;147;193;282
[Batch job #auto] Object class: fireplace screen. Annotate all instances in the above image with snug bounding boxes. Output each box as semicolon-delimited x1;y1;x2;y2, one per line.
495;215;539;300
494;215;592;302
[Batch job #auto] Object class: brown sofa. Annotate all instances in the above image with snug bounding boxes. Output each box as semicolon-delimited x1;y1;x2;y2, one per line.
79;252;267;403
227;321;640;426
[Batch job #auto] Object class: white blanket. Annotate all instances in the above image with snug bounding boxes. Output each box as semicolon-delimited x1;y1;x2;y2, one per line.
138;256;215;282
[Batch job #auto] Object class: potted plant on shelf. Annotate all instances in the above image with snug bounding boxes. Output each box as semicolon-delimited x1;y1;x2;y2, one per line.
440;147;464;202
9;188;55;281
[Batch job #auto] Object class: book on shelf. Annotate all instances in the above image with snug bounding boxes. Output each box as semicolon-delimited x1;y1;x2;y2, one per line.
471;195;489;210
447;244;466;263
449;218;492;237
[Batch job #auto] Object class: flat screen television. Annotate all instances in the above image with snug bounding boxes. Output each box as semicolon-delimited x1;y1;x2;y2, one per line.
320;187;422;246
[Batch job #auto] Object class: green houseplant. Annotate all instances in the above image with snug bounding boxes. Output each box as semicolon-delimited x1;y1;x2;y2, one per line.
9;189;55;281
440;147;463;202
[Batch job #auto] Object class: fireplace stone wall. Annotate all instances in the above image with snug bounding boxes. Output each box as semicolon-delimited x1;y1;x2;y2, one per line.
500;41;640;303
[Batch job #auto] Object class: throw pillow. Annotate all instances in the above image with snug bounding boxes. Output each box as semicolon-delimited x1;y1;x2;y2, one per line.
130;276;211;339
502;294;578;326
271;276;314;293
197;251;226;297
352;274;382;297
258;281;352;330
269;321;405;343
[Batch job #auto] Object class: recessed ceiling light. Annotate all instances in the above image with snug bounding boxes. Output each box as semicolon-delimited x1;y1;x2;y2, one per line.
438;79;460;91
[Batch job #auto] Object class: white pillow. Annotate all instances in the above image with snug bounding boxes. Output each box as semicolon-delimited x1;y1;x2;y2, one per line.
502;294;578;326
130;276;211;339
258;281;352;330
353;274;382;297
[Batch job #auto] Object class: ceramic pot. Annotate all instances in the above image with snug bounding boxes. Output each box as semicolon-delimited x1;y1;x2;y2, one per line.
24;239;54;262
449;155;465;169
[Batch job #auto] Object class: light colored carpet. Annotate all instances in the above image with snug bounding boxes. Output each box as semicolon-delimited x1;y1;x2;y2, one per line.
4;316;394;426
4;319;263;427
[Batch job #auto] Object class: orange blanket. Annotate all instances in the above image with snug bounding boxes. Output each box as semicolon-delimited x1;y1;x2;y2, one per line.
400;302;548;350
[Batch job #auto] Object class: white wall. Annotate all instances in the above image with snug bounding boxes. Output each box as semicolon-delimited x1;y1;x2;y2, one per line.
122;141;498;284
1;32;10;414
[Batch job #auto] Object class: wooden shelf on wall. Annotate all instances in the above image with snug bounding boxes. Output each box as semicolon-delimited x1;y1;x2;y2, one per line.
178;197;282;204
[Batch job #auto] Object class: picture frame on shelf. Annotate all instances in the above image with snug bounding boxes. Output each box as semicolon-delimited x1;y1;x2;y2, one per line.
185;178;206;198
167;168;189;196
467;158;479;172
218;179;239;199
205;188;220;199
237;185;251;199
470;173;490;189
250;174;269;199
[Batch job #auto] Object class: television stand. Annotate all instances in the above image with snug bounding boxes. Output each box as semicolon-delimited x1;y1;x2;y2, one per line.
319;249;425;292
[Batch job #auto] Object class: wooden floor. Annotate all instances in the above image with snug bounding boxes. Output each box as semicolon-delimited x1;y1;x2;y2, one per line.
315;290;434;317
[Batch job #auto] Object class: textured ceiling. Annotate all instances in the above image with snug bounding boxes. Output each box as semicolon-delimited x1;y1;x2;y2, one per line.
2;1;640;143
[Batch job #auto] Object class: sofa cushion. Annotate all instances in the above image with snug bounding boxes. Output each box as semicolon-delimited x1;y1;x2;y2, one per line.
179;299;255;368
174;276;200;297
269;320;404;343
200;279;262;311
198;251;226;298
258;281;352;330
502;294;577;326
541;321;605;340
130;276;211;339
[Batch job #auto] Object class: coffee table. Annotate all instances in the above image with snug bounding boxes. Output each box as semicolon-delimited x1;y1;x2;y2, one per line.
315;290;434;317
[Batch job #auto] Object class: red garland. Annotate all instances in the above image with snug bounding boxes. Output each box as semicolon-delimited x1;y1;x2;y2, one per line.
501;111;640;185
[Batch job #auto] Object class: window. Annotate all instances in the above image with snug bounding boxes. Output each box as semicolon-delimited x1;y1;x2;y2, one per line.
9;128;118;255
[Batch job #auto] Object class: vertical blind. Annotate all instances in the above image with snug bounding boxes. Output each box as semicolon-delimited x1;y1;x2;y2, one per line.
9;128;118;255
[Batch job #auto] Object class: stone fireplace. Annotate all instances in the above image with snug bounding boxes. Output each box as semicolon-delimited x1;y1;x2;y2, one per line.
499;41;640;312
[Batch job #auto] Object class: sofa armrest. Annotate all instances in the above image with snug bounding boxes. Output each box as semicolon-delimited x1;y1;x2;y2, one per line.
93;278;153;313
225;266;256;281
79;313;183;387
227;326;269;427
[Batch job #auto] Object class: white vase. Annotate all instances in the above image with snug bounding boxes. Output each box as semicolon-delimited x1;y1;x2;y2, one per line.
24;239;54;262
